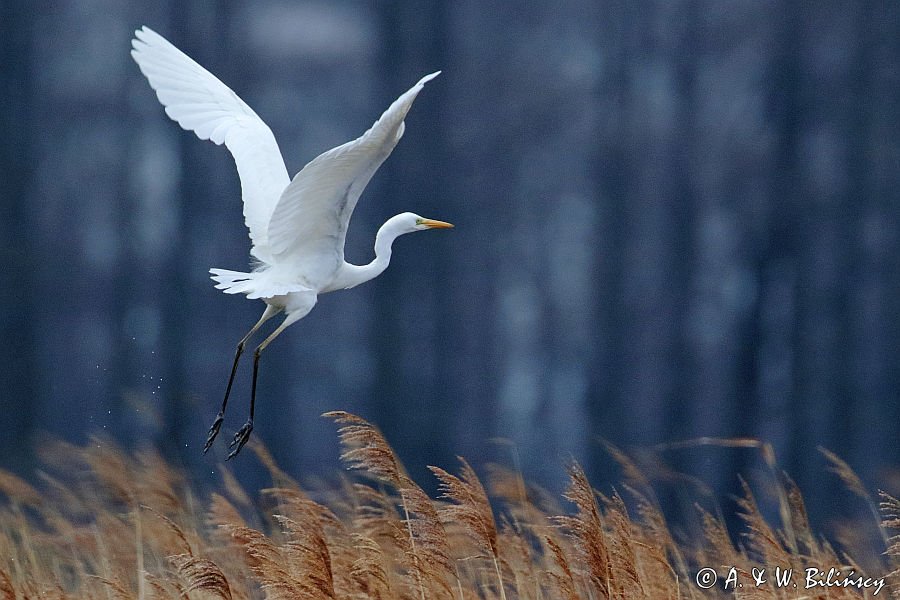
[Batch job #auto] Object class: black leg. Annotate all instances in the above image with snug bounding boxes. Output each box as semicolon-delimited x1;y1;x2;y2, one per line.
250;347;260;421
203;341;244;453
226;347;259;460
204;305;279;455
222;308;302;460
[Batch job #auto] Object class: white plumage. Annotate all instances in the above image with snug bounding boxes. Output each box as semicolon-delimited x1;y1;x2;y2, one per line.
131;26;452;458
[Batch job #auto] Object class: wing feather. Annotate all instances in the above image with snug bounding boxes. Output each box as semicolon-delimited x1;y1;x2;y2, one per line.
266;72;440;283
131;26;289;263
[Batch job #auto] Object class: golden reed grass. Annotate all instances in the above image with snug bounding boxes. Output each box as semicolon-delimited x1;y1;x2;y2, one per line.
0;414;896;599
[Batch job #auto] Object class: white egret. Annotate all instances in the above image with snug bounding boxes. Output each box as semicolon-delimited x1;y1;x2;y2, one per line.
130;26;452;459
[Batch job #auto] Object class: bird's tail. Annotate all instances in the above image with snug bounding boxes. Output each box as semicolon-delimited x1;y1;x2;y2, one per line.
209;268;311;300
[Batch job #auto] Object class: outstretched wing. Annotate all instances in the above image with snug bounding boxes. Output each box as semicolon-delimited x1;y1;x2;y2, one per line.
266;72;440;281
130;26;289;263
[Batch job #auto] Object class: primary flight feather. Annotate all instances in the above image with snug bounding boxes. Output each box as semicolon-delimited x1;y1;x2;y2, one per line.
131;26;452;458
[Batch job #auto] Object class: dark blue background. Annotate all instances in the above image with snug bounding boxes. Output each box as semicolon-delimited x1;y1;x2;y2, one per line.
1;0;897;548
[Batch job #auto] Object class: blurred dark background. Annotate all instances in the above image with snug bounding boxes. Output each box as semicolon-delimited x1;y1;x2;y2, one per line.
1;0;898;546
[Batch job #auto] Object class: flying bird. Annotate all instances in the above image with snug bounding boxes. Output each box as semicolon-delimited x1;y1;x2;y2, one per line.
130;26;452;459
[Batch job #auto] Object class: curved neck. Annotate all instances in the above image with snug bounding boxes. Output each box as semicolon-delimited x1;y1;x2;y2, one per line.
332;216;408;290
368;220;399;275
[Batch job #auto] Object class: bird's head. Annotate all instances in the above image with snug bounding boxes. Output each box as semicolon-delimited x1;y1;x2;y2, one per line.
396;212;454;233
374;212;454;253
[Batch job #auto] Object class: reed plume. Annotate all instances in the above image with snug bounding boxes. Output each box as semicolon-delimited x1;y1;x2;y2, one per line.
0;416;891;599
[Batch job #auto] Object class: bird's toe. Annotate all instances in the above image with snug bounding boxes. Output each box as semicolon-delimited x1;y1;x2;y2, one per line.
226;420;253;460
203;412;225;454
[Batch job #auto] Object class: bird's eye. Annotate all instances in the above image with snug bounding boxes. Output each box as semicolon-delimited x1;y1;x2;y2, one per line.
415;218;423;226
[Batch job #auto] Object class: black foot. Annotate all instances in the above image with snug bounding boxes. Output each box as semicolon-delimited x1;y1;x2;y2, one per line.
203;411;225;454
226;419;253;460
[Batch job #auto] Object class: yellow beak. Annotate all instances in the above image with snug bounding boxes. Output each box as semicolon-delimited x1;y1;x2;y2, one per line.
421;218;454;229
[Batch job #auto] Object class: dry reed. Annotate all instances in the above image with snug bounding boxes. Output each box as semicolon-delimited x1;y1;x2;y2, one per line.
0;414;894;599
